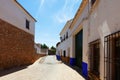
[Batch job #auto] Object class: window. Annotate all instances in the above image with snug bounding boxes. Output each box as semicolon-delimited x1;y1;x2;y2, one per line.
104;31;120;80
66;32;68;39
60;49;62;56
60;37;62;42
26;19;30;29
89;40;100;78
63;50;66;57
91;0;96;6
64;35;65;41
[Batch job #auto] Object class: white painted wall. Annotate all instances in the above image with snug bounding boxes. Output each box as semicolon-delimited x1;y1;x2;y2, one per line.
34;44;41;54
41;49;48;55
57;1;120;79
0;0;35;35
57;37;72;57
68;3;89;59
57;20;73;58
83;0;120;80
70;3;89;37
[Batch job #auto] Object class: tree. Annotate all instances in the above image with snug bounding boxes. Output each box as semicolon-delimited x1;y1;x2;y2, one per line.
50;46;56;51
48;46;56;55
41;44;49;49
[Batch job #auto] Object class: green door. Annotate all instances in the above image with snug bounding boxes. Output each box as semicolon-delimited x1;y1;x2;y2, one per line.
75;30;83;69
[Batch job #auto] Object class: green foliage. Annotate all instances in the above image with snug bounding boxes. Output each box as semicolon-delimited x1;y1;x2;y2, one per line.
41;44;49;49
51;46;56;50
50;46;56;51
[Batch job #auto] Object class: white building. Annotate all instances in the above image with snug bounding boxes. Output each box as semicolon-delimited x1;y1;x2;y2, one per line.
56;19;72;63
0;0;36;35
35;43;48;55
57;0;120;80
83;0;120;80
34;43;41;54
0;0;36;69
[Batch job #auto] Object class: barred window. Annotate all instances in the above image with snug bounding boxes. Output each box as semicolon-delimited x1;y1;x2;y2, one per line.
104;31;120;80
89;39;100;78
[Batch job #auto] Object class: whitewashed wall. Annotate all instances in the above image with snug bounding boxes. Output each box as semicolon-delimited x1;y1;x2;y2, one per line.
83;0;120;80
57;20;73;58
57;37;72;57
34;44;41;54
0;0;35;35
69;3;89;59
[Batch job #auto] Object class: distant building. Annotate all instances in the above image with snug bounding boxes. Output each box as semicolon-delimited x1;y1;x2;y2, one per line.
56;19;72;63
35;43;48;55
41;48;48;55
34;43;41;54
0;0;36;69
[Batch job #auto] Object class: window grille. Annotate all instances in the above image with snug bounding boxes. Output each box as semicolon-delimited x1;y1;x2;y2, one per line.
104;31;120;80
89;39;100;78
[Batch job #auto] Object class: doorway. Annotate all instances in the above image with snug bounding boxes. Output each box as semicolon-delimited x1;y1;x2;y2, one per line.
75;29;83;68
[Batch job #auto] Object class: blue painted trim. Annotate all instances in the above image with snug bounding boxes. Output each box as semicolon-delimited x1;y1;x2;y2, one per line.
70;58;76;66
56;55;61;61
82;62;88;79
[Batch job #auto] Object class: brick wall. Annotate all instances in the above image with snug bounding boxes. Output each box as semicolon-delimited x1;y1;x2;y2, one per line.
0;19;36;70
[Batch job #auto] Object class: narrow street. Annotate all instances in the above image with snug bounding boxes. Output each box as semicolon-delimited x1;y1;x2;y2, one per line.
0;56;85;80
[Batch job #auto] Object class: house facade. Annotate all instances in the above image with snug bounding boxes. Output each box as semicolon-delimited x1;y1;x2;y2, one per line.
35;43;48;55
56;0;120;80
56;19;73;63
34;43;41;54
0;0;36;69
82;0;120;80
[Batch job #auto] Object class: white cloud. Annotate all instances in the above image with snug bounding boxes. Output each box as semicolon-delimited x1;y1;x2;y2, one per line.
54;0;80;23
35;0;45;18
40;0;45;7
55;14;70;23
35;0;58;18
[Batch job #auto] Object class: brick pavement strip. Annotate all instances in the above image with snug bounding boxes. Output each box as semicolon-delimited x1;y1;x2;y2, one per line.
0;56;85;80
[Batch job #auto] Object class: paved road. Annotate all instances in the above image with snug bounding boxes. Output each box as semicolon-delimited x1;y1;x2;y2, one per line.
0;55;85;80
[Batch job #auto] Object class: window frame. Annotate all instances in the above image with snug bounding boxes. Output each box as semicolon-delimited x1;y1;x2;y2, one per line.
89;39;100;78
66;32;68;39
63;50;66;57
104;31;120;80
26;19;30;30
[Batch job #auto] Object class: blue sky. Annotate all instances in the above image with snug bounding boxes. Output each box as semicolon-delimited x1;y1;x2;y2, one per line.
18;0;82;48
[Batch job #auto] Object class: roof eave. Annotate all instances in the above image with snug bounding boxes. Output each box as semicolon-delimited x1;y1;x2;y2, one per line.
60;19;73;35
69;0;88;29
14;0;37;22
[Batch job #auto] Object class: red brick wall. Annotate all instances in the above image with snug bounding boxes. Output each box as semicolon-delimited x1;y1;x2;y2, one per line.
0;19;36;70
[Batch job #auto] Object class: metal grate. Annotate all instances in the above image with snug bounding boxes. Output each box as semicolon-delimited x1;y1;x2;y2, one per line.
104;31;120;80
89;40;100;78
